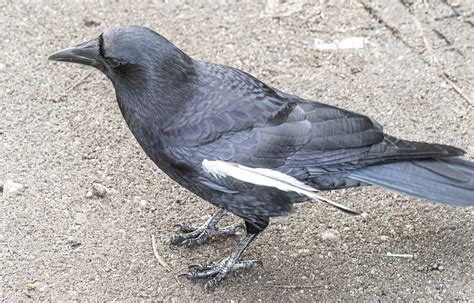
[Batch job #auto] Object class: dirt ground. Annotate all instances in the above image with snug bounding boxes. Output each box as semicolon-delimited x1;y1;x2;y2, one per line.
1;0;473;301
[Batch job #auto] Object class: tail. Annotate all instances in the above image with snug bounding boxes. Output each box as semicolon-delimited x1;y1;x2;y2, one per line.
349;157;474;206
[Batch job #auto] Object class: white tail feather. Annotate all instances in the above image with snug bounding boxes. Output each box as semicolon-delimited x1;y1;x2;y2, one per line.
202;160;359;214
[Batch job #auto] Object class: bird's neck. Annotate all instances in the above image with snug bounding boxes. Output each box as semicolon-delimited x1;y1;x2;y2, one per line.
112;57;197;130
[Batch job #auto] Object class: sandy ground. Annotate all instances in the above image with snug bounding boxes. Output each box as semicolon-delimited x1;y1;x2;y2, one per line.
1;0;473;301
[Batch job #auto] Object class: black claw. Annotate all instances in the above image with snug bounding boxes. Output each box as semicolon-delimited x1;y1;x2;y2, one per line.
178;272;193;279
174;223;197;233
180;239;192;246
221;223;246;235
204;272;227;290
164;235;180;245
204;279;217;290
184;272;199;280
189;262;214;271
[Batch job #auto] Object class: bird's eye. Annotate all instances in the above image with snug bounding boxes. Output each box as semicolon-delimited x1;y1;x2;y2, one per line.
105;57;126;68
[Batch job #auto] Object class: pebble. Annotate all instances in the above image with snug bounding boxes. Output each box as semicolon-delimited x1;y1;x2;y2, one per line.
320;230;340;242
297;248;311;256
0;63;6;72
26;283;36;290
3;180;24;196
75;213;87;225
431;263;444;271
91;183;107;198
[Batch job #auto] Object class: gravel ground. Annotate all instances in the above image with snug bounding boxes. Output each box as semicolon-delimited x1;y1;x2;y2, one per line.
1;0;473;301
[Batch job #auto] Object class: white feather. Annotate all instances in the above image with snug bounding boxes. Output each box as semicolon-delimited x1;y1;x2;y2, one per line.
202;160;359;214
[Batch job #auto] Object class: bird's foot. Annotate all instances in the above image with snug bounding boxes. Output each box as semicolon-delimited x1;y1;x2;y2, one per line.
165;222;245;247
179;258;262;289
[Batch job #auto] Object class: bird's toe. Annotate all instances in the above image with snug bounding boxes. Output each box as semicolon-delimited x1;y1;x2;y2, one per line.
220;223;246;235
179;258;262;289
174;223;198;233
166;222;245;247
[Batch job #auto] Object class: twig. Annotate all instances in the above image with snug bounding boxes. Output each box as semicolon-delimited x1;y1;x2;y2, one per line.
386;252;414;258
441;72;473;106
271;284;322;289
439;0;473;28
410;11;472;106
151;234;171;271
432;29;452;46
66;71;94;93
359;1;412;50
6;241;16;259
326;50;336;62
411;14;436;64
52;71;94;102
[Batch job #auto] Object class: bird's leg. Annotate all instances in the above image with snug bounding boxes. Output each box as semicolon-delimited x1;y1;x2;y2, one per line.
165;209;245;247
179;232;262;289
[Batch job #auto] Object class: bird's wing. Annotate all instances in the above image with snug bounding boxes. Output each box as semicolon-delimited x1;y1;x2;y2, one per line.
163;63;462;214
160;63;298;150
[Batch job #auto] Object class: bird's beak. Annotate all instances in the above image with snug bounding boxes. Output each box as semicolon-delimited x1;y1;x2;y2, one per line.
49;38;101;67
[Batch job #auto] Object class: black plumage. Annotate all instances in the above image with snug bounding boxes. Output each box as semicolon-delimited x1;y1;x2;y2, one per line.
49;26;473;289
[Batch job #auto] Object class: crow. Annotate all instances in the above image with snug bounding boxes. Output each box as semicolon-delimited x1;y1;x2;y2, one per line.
49;26;474;289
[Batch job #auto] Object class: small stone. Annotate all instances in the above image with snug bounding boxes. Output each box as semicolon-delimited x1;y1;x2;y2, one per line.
85;191;93;198
430;263;443;271
3;180;24;196
321;230;340;242
69;242;82;249
350;67;362;74
138;199;148;207
75;213;87;225
0;63;6;72
297;248;310;256
26;283;36;290
91;183;107;198
83;19;100;27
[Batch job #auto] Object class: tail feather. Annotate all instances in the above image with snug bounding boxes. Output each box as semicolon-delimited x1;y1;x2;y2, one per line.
349;157;474;206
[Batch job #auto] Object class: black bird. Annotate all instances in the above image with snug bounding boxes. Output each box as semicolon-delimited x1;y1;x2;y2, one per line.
49;26;474;289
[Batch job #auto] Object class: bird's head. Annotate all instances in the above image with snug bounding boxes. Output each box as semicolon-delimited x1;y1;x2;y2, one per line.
49;26;195;87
